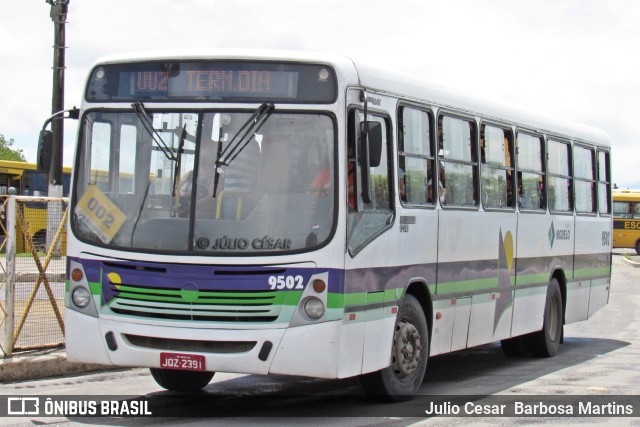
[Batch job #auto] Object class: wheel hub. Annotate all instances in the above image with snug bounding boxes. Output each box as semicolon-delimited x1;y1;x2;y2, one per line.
393;321;422;378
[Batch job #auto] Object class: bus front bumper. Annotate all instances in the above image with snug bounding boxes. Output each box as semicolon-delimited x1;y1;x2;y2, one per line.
65;309;345;379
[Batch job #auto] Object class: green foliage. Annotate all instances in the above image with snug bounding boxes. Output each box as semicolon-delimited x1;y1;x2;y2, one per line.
372;174;389;208
0;134;26;162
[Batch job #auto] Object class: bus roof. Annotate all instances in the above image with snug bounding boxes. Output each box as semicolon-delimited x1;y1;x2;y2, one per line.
0;160;72;174
90;49;610;148
613;189;640;202
354;61;610;148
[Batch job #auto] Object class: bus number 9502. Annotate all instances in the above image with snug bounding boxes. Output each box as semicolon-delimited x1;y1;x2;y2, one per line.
268;275;304;290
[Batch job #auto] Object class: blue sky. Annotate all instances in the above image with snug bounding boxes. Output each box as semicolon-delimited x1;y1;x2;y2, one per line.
2;0;639;188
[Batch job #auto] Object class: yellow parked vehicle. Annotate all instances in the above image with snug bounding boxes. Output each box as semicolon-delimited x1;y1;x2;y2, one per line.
0;160;71;253
613;189;640;254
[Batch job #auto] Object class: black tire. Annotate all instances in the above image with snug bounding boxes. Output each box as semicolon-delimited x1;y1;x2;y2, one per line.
33;230;47;253
150;368;214;392
500;335;528;357
635;240;640;255
527;279;563;357
360;294;429;402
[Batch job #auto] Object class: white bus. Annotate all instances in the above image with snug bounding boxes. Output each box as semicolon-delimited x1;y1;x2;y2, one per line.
61;50;612;400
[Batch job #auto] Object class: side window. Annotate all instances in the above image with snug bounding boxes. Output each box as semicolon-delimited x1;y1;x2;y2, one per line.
613;201;632;218
89;120;112;192
516;132;545;211
480;124;514;208
347;109;393;256
597;150;611;215
118;124;137;194
398;106;434;205
547;140;572;213
438;115;478;207
574;145;596;214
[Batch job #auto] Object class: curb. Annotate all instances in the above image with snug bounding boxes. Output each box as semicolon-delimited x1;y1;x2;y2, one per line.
0;348;119;383
0;272;66;282
622;256;640;268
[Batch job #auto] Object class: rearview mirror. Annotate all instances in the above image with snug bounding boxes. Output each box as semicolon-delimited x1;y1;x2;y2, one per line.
37;130;53;173
359;121;383;204
360;121;382;167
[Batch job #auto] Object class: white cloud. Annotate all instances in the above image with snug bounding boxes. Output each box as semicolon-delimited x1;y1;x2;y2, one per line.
2;0;640;187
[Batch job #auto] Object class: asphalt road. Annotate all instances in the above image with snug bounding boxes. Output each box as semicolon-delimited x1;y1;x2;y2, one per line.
1;253;639;426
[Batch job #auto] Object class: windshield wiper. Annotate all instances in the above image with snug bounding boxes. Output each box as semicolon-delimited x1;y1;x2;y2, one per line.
172;125;187;197
132;101;178;162
212;102;274;197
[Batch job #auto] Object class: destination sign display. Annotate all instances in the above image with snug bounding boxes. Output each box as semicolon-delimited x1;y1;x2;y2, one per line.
85;61;337;103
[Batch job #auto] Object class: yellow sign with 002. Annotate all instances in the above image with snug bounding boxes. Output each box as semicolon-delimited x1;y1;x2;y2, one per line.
75;185;126;243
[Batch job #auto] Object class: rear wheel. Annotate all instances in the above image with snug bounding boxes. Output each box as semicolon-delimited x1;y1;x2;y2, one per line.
528;279;563;357
150;368;215;392
635;240;640;255
360;294;429;401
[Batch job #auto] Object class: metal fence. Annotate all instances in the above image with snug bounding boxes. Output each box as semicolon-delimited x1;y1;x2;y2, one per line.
0;195;68;357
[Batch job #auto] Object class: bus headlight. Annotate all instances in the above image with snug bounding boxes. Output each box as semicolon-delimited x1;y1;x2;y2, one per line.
71;286;92;308
303;297;325;320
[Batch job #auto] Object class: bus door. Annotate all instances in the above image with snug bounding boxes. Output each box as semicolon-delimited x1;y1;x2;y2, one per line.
343;89;397;374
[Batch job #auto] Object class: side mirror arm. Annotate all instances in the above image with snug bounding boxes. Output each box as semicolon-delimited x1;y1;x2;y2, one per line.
37;107;79;173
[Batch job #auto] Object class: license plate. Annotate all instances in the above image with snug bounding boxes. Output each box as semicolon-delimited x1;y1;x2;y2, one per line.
160;352;206;371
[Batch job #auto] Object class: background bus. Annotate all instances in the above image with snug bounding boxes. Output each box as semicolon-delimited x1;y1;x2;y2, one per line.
62;51;611;400
0;160;71;252
613;189;640;254
0;160;71;197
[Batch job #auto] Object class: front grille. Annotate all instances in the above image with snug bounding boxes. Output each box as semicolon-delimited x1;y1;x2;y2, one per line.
99;262;310;324
125;334;256;354
107;283;284;322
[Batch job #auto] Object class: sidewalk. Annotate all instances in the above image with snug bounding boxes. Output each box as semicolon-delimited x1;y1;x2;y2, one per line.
0;347;119;383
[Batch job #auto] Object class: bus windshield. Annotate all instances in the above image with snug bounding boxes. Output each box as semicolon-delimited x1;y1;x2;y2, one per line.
72;109;336;254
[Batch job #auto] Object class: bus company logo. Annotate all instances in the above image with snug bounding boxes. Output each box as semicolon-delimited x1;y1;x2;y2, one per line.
548;222;571;249
7;397;40;415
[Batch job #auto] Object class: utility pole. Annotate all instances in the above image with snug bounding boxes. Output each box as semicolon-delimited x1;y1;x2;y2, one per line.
46;0;69;255
47;0;69;193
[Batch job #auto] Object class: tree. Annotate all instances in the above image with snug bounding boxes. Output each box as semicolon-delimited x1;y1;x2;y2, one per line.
0;134;26;162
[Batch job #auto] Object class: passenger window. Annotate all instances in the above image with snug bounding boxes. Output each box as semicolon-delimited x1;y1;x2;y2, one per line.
547;140;572;212
597;150;611;215
516;132;545;211
398;107;435;205
574;145;596;214
89;120;112;192
480;124;514;208
347;110;393;256
613;201;633;218
118;124;137;194
438;115;478;207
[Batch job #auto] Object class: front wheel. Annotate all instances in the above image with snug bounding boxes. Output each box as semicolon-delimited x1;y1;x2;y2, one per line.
635;240;640;255
528;279;563;357
360;294;429;401
150;368;215;392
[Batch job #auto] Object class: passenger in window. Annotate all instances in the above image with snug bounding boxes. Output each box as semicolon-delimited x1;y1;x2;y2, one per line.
309;167;331;195
398;167;407;202
220;136;261;219
428;165;446;205
506;179;514;207
177;145;218;217
538;177;545;209
308;146;332;197
518;183;524;209
347;146;355;208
